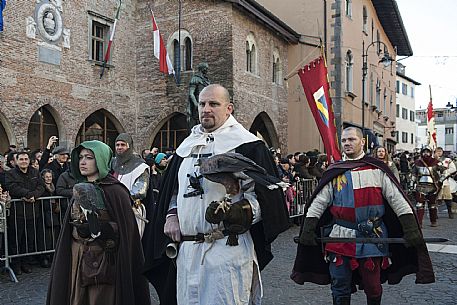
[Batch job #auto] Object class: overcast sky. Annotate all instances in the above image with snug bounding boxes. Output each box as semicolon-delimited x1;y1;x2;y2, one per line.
395;0;457;110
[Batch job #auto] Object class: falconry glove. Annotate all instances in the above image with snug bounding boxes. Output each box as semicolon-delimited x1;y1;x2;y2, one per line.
205;199;253;246
399;213;422;248
299;217;319;246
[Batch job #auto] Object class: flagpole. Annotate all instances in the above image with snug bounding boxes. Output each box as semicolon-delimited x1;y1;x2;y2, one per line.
100;0;122;79
177;0;182;85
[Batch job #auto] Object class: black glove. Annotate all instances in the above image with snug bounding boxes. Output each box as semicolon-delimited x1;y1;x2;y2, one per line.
72;221;91;238
299;217;319;246
399;214;422;248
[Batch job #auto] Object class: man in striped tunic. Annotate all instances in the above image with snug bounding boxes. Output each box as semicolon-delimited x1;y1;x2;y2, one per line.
293;127;434;305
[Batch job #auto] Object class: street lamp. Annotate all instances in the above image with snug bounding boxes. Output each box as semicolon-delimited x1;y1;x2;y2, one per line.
361;40;394;132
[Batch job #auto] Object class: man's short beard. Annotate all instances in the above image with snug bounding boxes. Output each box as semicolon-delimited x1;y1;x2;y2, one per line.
201;121;215;130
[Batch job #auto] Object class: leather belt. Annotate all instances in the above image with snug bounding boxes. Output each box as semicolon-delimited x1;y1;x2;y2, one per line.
181;230;230;243
181;233;206;242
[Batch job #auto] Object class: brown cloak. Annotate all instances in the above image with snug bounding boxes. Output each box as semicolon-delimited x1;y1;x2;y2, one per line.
46;174;151;305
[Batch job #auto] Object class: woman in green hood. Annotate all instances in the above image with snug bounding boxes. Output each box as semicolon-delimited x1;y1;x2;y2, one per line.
47;140;151;305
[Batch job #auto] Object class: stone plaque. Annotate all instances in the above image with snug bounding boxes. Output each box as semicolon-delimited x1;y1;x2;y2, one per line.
38;45;61;65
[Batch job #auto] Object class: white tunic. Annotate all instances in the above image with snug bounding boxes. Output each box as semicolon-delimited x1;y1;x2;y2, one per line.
174;115;263;305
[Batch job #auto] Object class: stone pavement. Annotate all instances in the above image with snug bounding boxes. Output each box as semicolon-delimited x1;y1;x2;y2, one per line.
1;206;456;305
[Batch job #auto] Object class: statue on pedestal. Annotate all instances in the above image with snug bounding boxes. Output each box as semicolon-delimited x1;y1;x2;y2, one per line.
187;62;210;130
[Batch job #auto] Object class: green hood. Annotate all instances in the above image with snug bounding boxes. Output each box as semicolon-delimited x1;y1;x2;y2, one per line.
71;140;113;182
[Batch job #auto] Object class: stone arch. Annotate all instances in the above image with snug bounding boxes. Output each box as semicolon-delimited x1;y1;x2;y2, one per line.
26;104;65;150
0;111;16;153
146;112;188;151
249;112;279;149
75;108;125;149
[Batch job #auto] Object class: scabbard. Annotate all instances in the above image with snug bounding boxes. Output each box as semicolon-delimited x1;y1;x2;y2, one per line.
293;236;449;244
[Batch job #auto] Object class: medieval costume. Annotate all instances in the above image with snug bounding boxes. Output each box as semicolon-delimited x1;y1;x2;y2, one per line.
435;153;456;218
142;115;289;305
411;147;442;227
292;153;435;305
111;133;150;237
46;140;150;305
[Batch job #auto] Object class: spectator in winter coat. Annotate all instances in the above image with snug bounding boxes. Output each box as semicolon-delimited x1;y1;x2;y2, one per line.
5;151;45;274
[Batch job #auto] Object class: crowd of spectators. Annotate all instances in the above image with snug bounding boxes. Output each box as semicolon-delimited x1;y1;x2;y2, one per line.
0;136;174;276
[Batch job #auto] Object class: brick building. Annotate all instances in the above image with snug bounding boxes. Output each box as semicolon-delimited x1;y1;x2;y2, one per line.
0;0;297;153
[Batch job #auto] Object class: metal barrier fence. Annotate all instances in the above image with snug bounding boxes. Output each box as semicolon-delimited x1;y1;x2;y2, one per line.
287;178;317;218
0;196;69;282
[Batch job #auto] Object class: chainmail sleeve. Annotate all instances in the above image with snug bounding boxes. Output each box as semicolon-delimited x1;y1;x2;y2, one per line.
130;169;150;200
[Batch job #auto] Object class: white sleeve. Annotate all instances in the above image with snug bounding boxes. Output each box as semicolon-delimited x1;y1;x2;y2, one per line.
381;171;413;216
306;182;333;218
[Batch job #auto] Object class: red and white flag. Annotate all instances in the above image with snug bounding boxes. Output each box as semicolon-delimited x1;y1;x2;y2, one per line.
151;11;174;75
427;85;436;149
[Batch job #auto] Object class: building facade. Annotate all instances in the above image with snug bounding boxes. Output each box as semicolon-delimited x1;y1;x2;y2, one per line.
258;0;412;153
416;107;457;152
0;0;296;153
395;63;420;152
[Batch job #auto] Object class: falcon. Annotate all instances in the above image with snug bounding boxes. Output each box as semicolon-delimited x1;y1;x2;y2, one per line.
73;183;101;239
198;152;288;196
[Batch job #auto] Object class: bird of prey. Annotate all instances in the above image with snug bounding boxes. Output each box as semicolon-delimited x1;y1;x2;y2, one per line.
73;183;101;239
198;152;288;196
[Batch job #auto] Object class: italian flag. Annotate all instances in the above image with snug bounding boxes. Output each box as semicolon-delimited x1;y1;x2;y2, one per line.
151;12;174;75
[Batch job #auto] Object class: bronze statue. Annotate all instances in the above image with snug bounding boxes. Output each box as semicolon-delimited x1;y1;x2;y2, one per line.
188;62;210;130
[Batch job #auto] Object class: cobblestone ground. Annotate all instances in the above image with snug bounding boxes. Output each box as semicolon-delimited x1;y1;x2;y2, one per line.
1;207;456;305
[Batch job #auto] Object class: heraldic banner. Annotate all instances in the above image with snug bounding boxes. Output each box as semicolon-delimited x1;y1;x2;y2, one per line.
298;56;341;162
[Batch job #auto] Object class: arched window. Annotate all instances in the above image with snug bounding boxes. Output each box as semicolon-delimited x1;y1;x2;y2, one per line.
272;48;282;84
76;109;121;149
167;30;193;72
246;32;257;74
184;37;192;71
375;80;381;109
173;39;180;71
152;113;188;152
362;6;368;33
383;88;387;113
27;106;59;150
345;50;353;93
376;30;380;55
346;0;352;18
246;41;251;71
369;71;374;105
